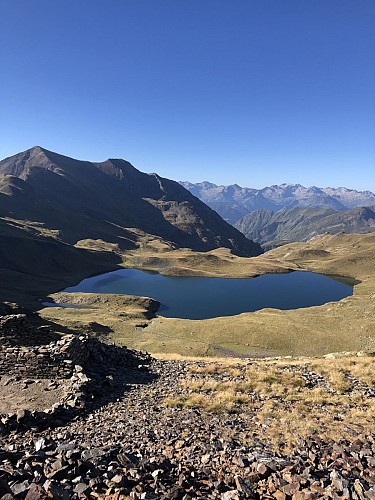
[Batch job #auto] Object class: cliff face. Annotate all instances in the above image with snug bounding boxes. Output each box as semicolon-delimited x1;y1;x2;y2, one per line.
0;147;261;257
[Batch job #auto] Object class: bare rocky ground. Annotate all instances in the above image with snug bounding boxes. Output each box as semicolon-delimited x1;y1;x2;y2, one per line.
0;316;375;499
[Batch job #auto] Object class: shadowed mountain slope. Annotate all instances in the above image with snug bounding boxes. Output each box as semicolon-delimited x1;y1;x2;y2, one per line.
0;217;121;305
181;181;375;224
235;206;375;249
0;147;261;257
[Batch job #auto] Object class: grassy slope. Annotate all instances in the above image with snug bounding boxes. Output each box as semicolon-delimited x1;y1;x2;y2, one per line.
163;354;375;452
40;232;375;358
0;218;122;308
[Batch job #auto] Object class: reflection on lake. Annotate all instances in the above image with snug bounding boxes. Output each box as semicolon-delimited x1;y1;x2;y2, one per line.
62;269;353;320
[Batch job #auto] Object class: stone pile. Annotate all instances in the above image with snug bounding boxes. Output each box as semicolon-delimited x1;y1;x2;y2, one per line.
0;314;72;380
1;433;374;499
1;315;374;498
0;315;58;347
0;314;152;434
0;357;374;499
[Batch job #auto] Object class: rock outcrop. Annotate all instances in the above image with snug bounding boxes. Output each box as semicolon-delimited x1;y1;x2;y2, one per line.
1;315;374;498
0;314;152;433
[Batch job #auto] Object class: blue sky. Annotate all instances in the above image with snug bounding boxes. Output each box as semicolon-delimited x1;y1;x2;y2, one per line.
1;0;374;190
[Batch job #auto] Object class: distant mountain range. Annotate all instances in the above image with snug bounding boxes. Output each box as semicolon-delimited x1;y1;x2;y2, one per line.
234;206;375;249
180;181;375;225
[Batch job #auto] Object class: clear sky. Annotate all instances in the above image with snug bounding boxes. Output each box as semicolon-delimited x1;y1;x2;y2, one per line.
1;0;374;190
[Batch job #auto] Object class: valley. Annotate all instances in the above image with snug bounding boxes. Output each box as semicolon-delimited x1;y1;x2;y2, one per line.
235;206;375;250
0;147;375;356
37;232;374;358
1;147;375;500
2;4;374;498
0;147;374;359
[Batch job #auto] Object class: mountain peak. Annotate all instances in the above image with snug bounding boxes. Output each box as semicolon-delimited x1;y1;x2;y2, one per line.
0;146;56;179
182;181;375;224
25;146;57;159
0;147;262;257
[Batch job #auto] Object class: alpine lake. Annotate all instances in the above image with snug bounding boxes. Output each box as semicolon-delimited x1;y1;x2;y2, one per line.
54;269;353;320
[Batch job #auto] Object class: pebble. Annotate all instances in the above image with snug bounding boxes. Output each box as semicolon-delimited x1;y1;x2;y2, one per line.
0;314;374;498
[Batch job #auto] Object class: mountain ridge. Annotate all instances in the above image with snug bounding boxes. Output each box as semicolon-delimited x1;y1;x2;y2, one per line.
0;146;261;257
180;181;375;224
0;147;264;304
235;205;375;249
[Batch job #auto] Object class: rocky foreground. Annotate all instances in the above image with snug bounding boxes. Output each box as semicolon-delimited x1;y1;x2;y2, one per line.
0;315;374;499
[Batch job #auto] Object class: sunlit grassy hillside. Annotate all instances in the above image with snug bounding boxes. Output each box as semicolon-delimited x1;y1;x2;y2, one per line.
41;232;375;358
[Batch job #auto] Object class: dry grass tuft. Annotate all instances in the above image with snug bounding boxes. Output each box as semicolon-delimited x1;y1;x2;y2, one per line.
311;357;375;392
188;364;243;377
164;356;375;451
165;390;248;413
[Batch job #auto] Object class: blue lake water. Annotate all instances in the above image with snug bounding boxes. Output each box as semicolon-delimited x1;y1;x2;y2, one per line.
62;269;353;320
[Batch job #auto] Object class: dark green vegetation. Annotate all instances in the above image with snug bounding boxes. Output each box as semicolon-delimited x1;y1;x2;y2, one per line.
0;147;261;305
235;206;375;249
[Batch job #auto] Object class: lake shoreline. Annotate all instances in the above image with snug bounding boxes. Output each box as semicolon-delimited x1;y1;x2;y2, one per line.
51;268;353;320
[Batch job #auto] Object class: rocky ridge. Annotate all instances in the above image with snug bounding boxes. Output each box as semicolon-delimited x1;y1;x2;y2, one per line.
0;147;261;257
180;182;375;225
0;314;152;434
0;315;374;499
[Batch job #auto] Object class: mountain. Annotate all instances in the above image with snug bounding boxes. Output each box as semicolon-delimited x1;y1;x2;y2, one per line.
321;187;375;209
0;216;121;305
235;206;375;249
0;147;261;256
180;181;375;224
0;147;264;304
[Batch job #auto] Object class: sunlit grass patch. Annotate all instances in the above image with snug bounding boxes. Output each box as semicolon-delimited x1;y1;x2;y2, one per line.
311;356;375;392
341;357;375;386
164;356;375;450
245;364;306;397
165;389;249;413
188;363;243;377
